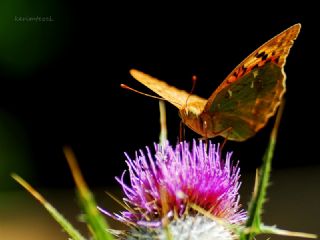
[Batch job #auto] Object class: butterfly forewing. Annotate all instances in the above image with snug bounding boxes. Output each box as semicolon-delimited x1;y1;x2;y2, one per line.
203;24;301;141
129;69;207;110
206;24;301;105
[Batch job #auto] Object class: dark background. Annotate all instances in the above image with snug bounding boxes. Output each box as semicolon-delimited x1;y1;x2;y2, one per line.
1;3;319;240
0;3;318;190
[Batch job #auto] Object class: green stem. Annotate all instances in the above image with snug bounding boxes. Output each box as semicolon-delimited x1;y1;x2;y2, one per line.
242;101;285;240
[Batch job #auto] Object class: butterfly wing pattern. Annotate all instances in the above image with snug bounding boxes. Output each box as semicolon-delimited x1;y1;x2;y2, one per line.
203;23;301;141
128;24;301;141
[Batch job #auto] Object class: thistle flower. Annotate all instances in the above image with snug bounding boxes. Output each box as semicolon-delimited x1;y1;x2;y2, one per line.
101;140;246;239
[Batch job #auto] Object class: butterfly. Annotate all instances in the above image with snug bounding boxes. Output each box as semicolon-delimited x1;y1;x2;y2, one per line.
127;24;301;141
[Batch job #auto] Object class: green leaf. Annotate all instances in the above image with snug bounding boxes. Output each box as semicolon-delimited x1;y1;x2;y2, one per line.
64;147;114;240
259;224;317;239
12;173;86;240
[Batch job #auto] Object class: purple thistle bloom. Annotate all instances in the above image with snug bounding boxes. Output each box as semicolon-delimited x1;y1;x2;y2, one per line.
103;140;246;229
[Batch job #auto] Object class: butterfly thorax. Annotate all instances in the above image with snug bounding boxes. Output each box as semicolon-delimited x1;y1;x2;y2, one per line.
179;102;213;138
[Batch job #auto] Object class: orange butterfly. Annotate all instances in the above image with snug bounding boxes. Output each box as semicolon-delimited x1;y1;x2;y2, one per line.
128;24;301;141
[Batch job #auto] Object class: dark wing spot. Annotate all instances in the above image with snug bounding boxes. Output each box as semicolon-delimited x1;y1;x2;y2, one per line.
252;64;258;70
265;59;272;64
261;53;269;61
256;51;265;58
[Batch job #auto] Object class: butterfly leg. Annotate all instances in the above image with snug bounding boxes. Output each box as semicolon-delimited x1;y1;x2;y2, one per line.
179;120;186;142
202;124;232;155
219;127;233;157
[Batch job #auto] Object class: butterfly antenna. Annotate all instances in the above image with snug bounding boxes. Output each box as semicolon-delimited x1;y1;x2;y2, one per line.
121;83;183;108
121;84;166;101
185;75;197;107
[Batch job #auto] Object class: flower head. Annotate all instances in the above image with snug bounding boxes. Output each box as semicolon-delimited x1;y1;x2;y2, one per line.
104;140;246;229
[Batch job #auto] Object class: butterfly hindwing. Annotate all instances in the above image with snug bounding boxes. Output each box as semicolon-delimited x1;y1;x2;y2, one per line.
205;61;283;140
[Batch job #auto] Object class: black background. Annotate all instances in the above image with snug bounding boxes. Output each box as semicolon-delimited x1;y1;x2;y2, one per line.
0;3;318;189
